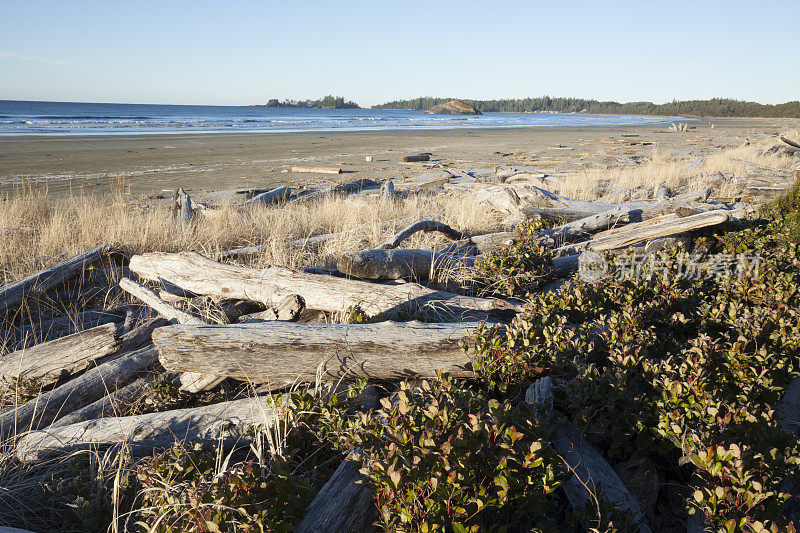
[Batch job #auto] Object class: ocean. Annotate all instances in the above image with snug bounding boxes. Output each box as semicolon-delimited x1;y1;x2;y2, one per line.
0;100;679;136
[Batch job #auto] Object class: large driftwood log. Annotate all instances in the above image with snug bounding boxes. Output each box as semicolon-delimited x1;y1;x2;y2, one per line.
289;178;379;204
0;345;158;441
379;220;465;249
295;450;374;533
524;379;652;532
536;206;631;247
290;166;342;174
555;210;730;256
0;244;111;316
1;322;119;386
16;395;280;463
242;186;291;207
780;136;800;150
15;307;126;349
130;252;518;321
337;248;477;280
51;375;156;428
153;321;489;385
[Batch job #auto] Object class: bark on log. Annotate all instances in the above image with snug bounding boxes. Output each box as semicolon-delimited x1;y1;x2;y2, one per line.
239;294;304;323
242;186;291;207
153;321;490;385
337;248;477;281
289;178;379;205
15;395;279;463
0;345;158;441
0;244;111;316
290;166;342;174
402;154;430;162
379;220;465;249
130;251;519;321
1;322;119;386
51;375;156;428
295;449;374;533
555;210;730;256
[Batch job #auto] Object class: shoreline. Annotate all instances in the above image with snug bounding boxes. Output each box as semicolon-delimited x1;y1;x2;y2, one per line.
1;118;795;199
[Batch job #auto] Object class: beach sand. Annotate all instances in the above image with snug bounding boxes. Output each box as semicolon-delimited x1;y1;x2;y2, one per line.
1;117;796;199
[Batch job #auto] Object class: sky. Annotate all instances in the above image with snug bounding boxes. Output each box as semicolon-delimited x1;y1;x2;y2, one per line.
0;0;797;107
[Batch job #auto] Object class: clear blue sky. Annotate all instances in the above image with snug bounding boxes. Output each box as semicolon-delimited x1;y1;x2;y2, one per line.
1;0;797;107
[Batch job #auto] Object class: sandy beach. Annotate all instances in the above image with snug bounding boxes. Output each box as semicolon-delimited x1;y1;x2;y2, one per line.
2;117;796;199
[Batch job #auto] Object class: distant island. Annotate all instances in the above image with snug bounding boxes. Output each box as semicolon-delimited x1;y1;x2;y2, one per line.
255;95;360;109
373;96;800;118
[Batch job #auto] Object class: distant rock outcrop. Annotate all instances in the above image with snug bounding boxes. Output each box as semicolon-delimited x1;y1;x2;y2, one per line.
426;99;482;115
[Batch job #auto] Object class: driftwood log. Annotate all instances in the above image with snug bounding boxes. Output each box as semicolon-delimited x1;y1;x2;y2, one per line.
402;154;430;162
337;248;477;280
295;449;374;533
153;321;489;385
290;166;341;174
379;220;465;249
51;375;156;428
555;210;730;256
173;188;197;230
15;307;126;349
0;345;159;441
289;178;378;205
242;186;291;207
16;395;280;463
130;251;518;321
1;322;119;386
239;294;304;323
0;244;111;316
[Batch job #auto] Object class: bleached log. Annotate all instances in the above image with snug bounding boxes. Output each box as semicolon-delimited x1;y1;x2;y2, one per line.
173;188;196;230
130;251;518;321
239;294;304;323
1;322;119;386
440;231;517;255
51;375;156;428
15;307;126;349
296;449;374;533
153;321;490;385
555;210;730;256
242;186;291;207
0;345;158;441
536;207;630;247
289;178;379;205
381;180;395;208
379;220;465;249
0;244;111;316
290;166;342;174
15;395;280;463
119;277;203;326
338;248;477;280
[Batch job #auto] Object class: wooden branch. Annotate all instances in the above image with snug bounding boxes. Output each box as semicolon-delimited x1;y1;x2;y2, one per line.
0;244;111;316
338;248;477;280
242;186;291;207
555;210;730;256
130;251;519;321
289;178;379;205
15;395;280;463
296;449;374;533
119;277;203;325
153;321;491;385
1;322;120;386
0;345;158;441
379;220;465;249
290;166;342;174
51;375;156;428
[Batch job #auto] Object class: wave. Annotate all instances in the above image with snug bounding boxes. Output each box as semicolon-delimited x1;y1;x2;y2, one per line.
32;115;152;120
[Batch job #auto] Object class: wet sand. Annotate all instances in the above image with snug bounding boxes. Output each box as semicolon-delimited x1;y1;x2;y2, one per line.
0;118;795;198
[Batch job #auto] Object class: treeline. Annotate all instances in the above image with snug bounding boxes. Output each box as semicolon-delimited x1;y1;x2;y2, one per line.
257;95;360;109
372;96;800;118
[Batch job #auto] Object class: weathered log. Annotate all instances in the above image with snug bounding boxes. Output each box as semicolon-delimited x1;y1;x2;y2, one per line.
0;345;158;441
15;395;279;463
242;186;291;207
780;136;800;150
0;244;111;316
119;277;203;326
290;166;342;174
524;380;651;531
173;188;196;230
536;207;631;248
380;180;395;208
15;307;126;349
402;154;430;162
118;316;169;352
239;294;304;323
338;248;477;280
289;178;379;205
51;375;156;428
296;449;374;533
555;210;730;256
655;183;671;199
130;251;519;321
153;321;490;385
192;187;277;206
379;220;465;249
440;231;517;255
1;322;119;386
